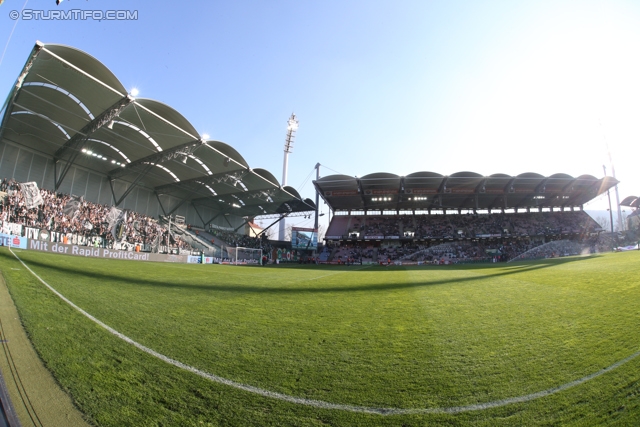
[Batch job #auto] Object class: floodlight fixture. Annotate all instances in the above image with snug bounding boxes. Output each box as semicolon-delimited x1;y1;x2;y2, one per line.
283;113;298;154
287;117;299;132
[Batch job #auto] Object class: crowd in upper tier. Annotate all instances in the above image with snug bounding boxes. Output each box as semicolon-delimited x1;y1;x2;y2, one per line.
325;233;620;264
323;209;627;263
1;178;193;252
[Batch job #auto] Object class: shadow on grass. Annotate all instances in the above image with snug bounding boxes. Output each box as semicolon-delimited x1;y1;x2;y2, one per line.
0;249;600;296
274;255;603;272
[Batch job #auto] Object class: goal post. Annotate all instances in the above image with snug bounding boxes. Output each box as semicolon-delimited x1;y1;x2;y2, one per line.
227;246;263;265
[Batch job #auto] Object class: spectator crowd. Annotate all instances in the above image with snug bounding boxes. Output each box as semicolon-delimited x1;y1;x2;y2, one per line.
323;210;621;264
1;179;193;253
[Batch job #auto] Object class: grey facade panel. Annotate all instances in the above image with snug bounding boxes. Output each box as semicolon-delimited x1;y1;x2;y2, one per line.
57;165;74;195
29;154;49;187
86;172;102;201
13;148;34;183
71;168;89;196
42;158;56;190
97;178;112;205
0;144;19;180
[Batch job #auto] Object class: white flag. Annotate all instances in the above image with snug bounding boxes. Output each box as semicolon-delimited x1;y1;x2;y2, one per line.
21;182;43;209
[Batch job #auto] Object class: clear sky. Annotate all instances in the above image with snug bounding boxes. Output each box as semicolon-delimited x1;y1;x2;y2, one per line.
1;0;639;234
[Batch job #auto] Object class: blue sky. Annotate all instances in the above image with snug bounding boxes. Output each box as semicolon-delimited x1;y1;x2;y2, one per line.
1;0;639;233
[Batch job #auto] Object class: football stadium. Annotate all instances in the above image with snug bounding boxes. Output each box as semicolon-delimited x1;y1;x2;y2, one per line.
0;39;639;427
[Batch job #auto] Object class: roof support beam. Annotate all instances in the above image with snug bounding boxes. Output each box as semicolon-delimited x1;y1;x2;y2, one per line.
53;95;133;190
205;211;225;228
192;203;226;228
108;138;204;179
223;214;234;229
438;176;449;195
108;178;117;205
111;163;155;206
155;191;168;216
154;169;248;194
234;218;252;233
356;177;366;209
167;196;189;216
516;177;551;209
534;177;550;194
503;177;516;194
256;213;289;239
561;178;578;193
192;202;207;228
475;178;487;194
396;177;405;212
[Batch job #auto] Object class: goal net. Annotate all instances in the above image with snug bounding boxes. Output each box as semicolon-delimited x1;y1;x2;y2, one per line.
226;246;263;265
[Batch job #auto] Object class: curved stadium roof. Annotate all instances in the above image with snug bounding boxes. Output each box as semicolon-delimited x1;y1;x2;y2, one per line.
0;42;315;218
314;171;618;211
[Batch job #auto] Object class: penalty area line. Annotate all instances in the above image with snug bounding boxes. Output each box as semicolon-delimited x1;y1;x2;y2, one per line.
8;248;640;415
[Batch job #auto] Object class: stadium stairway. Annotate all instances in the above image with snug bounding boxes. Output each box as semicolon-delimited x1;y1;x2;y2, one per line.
185;229;223;257
318;247;331;262
191;229;229;258
158;217;217;256
326;247;339;262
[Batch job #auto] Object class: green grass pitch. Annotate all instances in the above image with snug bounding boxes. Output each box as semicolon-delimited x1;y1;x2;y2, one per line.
1;247;639;426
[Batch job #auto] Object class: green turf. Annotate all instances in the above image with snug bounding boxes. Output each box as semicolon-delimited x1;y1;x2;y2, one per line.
1;247;639;426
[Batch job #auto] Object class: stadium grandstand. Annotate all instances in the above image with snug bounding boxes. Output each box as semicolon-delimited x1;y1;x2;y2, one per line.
0;40;626;265
621;194;640;229
313;171;620;264
0;42;316;260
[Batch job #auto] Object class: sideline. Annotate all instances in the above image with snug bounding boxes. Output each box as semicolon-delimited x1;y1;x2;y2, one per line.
0;259;91;426
9;247;640;415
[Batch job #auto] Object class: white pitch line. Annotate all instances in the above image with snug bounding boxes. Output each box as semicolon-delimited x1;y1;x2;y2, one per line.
8;248;640;415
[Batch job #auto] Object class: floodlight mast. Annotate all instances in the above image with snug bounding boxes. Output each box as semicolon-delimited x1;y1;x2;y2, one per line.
603;165;614;234
279;113;298;241
314;162;320;231
606;144;623;231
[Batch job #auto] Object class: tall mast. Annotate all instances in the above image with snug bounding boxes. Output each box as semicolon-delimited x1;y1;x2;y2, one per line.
279;113;298;241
